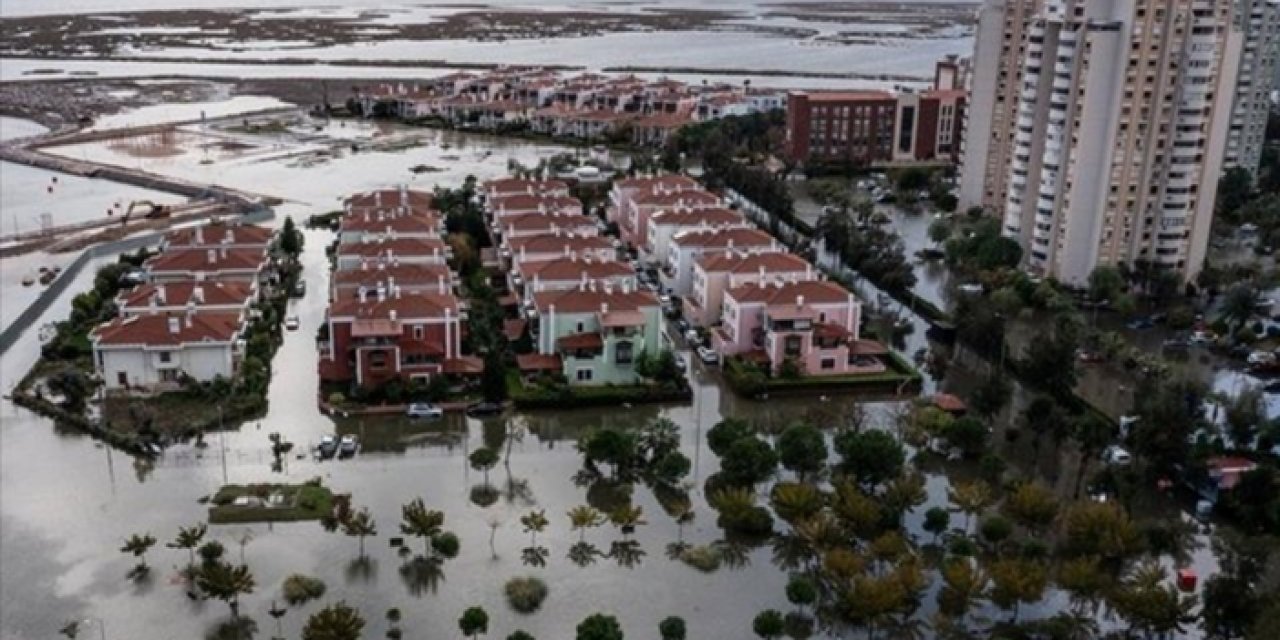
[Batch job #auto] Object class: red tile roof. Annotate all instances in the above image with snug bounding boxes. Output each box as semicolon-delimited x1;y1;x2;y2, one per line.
630;189;719;208
933;393;967;413
165;222;273;248
340;211;442;235
331;263;453;290
697;250;811;274
489;193;582;214
503;213;598;233
558;332;604;350
517;256;633;282
532;288;657;314
336;237;448;258
614;175;699;193
329;293;460;320
145;248;266;274
345;189;433;210
517;353;563;372
650;207;744;228
508;233;613;255
117;280;254;309
92;312;242;346
444;356;485;375
726;279;852;305
482;178;569;196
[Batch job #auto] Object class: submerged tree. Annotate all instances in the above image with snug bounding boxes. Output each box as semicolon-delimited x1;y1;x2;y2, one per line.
341;507;378;557
567;505;606;542
302;602;365;640
167;524;207;572
399;498;446;557
458;606;490;639
196;561;256;619
520;509;550;547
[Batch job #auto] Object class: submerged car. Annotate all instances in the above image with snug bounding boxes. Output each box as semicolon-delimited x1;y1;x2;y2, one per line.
407;403;444;419
318;435;338;459
285;316;301;330
338;434;359;457
697;346;720;365
465;401;504;417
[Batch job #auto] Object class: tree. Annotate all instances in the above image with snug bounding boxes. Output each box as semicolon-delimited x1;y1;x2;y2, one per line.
1019;311;1081;397
770;482;824;524
302;602;365;640
167;523;207;570
942;417;990;458
520;509;550;546
608;505;646;538
968;373;1011;419
481;351;508;402
576;613;624;640
120;532;157;569
928;218;952;246
938;557;989;626
947;480;993;533
882;471;927;526
507;633;536;640
659;616;686;640
279;215;303;259
470;447;500;485
718;436;778;486
989;557;1048;621
834;429;904;488
1002;482;1059;533
567;505;606;542
1111;562;1198;638
707;418;753;456
1087;266;1124;306
979;515;1013;547
399;498;445;556
1222;283;1258;335
786;575;818;613
580;428;638;478
776;423;827;481
1060;501;1143;562
923;507;950;541
1218;167;1255;221
342;507;377;557
196;561;256;619
1057;555;1111;614
752;610;785;639
652;451;692;485
459;606;489;639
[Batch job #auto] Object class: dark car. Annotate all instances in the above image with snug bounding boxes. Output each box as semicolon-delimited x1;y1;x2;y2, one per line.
466;401;504;417
1126;317;1154;330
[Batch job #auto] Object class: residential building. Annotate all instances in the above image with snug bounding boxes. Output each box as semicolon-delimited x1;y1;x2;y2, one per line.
685;251;817;326
481;178;570;201
505;233;616;269
144;247;269;283
116;281;256;317
608;174;710;245
525;286;662;385
339;208;443;244
784;91;898;167
1225;0;1279;174
162;221;273;253
957;0;1044;212
711;280;883;377
334;237;450;270
893;89;968;163
512;256;636;302
92;311;245;390
961;0;1245;286
662;227;784;296
319;289;465;387
644;207;749;263
345;187;434;212
330;263;455;301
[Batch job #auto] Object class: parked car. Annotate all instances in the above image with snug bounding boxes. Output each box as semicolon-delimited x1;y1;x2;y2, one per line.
1247;350;1276;366
466;401;504;417
684;328;701;346
674;319;690;333
1126;317;1154;330
318;435;338;459
291;279;307;297
406;403;443;419
285;316;300;331
697;346;720;365
338;434;359;457
1102;446;1132;466
957;283;983;295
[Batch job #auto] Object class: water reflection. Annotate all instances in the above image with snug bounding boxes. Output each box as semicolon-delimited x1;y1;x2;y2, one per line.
205;616;258;640
519;545;549;568
397;556;445;597
343;556;377;585
606;539;645;569
566;541;602;568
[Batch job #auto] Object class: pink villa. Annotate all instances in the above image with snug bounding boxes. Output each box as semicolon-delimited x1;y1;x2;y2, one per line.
644;207;749;263
512;256;636;302
335;237;450;270
685;251;817;326
712;280;887;377
482;178;570;201
496;213;600;242
330;262;455;301
607;175;709;246
662;227;784;296
339;208;444;244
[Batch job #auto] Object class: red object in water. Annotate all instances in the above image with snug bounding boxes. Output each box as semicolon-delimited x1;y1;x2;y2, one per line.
1177;569;1197;592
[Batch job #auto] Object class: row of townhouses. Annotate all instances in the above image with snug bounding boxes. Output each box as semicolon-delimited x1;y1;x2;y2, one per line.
317;188;479;389
351;66;787;147
91;221;276;391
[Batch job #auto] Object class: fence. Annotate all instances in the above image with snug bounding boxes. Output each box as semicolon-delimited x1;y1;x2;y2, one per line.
0;208;273;356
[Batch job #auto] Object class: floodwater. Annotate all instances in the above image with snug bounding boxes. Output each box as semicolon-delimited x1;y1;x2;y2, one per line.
0;101;1222;639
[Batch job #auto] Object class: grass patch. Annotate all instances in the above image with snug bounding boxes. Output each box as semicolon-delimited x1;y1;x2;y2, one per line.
208;482;335;524
505;370;691;409
101;391;265;438
722;353;922;398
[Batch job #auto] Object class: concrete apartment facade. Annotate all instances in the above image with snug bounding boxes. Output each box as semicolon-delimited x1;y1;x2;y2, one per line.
1225;0;1279;174
959;0;1245;286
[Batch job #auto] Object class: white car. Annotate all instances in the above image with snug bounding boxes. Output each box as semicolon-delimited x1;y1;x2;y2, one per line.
285;316;300;330
684;328;701;345
407;403;444;419
1102;445;1132;466
697;346;720;365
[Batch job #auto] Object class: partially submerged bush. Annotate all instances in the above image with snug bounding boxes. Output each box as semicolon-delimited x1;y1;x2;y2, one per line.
679;545;722;573
504;576;549;613
282;574;326;605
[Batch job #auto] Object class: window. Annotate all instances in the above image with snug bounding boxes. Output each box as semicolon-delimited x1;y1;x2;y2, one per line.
576;322;585;333
784;335;803;357
117;371;128;386
158;351;172;363
369;351;387;370
615;340;634;365
576;368;594;382
413;325;424;340
821;358;836;370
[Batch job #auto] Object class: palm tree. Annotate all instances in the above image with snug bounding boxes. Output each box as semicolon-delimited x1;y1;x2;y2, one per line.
882;472;927;527
989;557;1047;621
196;561;256;619
1111;562;1198;638
937;557;989;630
167;524;207;570
567;505;606;542
609;504;646;539
520;509;550;546
302;601;365;640
947;480;993;534
342;507;377;557
120;532;157;570
399;498;445;557
769;482;824;524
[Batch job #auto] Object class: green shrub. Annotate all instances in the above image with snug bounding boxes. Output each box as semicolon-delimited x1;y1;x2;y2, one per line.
679;545;722;572
282;574;326;605
504;576;549;613
431;531;460;558
716;505;774;536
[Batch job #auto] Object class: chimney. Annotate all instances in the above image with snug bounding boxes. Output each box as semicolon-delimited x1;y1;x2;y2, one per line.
185;302;195;327
377;284;387;302
193;286;205;304
438;275;446;295
376;191;382;207
358;286;368;302
797;294;805;307
194;226;204;245
389;309;397;321
155;284;167;305
206;249;217;264
168;316;180;334
394;285;402;300
362;260;370;271
224;229;234;244
220;246;228;259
